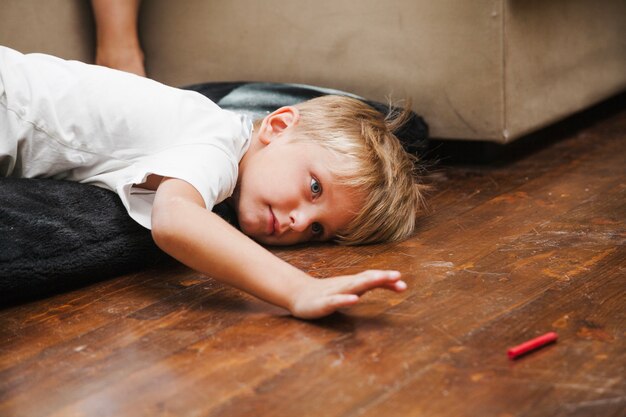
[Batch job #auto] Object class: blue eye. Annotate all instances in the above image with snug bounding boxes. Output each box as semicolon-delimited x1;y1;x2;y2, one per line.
312;222;324;236
311;178;322;195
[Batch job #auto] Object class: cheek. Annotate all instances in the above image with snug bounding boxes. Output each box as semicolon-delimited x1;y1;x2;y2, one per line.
237;198;261;229
239;169;266;208
232;190;259;234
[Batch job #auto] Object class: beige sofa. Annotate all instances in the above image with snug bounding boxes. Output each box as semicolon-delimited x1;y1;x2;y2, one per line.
2;0;625;142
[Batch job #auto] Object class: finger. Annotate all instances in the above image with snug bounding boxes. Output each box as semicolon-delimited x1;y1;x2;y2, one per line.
343;270;402;294
355;280;407;296
382;280;408;292
361;269;402;279
325;294;360;310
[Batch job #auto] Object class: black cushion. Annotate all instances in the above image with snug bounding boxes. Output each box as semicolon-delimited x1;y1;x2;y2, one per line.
0;82;428;306
0;178;165;305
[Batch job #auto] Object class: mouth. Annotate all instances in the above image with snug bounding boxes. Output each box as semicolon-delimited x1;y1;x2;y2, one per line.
268;207;277;235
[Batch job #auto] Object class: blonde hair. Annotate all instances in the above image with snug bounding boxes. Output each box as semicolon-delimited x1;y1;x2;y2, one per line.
290;95;427;245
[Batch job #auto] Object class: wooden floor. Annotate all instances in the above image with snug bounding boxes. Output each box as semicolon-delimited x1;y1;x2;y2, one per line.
1;99;625;417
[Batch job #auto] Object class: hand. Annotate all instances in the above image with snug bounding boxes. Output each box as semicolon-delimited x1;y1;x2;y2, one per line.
289;270;407;319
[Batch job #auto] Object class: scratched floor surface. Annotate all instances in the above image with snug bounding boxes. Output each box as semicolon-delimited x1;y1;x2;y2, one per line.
0;97;624;417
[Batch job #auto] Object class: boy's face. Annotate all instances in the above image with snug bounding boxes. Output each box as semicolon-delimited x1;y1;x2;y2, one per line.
231;107;362;246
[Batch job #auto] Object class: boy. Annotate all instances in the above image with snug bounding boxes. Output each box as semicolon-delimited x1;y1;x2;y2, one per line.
0;46;425;319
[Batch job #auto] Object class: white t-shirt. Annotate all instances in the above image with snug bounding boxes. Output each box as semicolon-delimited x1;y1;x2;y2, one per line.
0;46;251;229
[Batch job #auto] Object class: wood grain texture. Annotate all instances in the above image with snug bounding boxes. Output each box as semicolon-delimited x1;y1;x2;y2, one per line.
1;101;624;417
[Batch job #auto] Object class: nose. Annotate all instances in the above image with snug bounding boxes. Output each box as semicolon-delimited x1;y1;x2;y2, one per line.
289;207;315;233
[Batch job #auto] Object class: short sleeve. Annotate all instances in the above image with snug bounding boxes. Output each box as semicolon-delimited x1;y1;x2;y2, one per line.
116;144;239;229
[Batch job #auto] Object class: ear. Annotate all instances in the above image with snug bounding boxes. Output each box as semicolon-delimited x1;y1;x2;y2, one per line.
258;106;300;145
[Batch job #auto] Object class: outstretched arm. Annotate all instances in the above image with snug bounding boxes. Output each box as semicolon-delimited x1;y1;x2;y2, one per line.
151;178;407;319
90;0;146;76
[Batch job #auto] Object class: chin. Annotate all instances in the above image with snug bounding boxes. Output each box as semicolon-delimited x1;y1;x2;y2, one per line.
238;221;257;239
253;235;272;245
237;219;268;245
256;236;289;246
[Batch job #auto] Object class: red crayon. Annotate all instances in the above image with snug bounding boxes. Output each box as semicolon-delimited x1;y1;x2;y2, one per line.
507;332;558;360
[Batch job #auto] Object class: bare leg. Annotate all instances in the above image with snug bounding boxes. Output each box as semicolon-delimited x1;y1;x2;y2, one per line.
91;0;146;77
